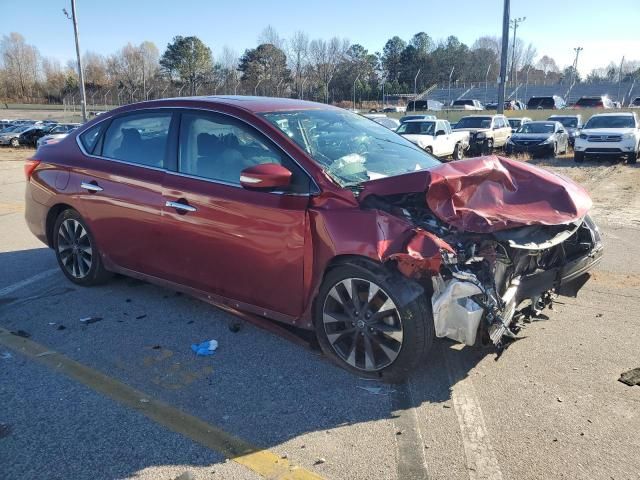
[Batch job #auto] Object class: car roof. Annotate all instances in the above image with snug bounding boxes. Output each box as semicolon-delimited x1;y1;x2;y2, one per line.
404;118;437;122
589;112;634;117
182;95;339;113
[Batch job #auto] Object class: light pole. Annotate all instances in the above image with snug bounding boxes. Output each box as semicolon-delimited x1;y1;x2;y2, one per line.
254;78;263;96
448;66;455;107
276;78;283;97
301;77;307;100
617;56;625;103
484;64;492;105
63;1;87;122
497;0;510;114
510;16;526;98
413;68;421;111
353;74;360;110
524;65;531;103
381;78;385;111
103;89;111;109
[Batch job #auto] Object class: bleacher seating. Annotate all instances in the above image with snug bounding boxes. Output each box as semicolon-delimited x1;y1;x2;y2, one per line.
425;81;638;107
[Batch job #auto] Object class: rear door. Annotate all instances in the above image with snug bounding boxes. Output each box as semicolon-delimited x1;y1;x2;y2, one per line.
72;110;174;276
159;110;311;317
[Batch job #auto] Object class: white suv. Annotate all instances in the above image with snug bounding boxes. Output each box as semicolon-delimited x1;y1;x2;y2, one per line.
574;112;639;164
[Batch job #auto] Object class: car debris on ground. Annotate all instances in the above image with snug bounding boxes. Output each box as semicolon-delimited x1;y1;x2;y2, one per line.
191;339;218;356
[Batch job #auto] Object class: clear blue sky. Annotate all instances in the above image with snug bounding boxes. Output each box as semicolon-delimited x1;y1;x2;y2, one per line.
3;0;640;74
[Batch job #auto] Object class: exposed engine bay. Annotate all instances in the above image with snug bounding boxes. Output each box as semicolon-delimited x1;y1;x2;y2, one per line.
363;192;604;349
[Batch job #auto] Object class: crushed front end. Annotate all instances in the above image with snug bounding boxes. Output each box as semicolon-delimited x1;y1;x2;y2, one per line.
369;192;603;349
359;156;604;350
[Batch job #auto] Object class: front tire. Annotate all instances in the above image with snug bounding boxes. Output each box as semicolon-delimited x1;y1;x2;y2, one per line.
314;262;433;383
627;151;638;165
53;209;111;286
483;139;494;155
10;138;19;147
574;151;585;163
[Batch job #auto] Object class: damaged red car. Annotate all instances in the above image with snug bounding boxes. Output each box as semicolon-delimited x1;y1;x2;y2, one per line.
25;97;603;382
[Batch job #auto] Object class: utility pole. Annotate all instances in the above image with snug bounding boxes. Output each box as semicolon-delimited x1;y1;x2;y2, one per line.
570;47;583;87
497;0;510;114
64;1;87;122
510;16;526;100
413;68;421;111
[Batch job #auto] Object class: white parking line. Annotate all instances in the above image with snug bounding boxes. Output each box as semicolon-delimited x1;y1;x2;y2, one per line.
0;268;59;297
445;346;504;480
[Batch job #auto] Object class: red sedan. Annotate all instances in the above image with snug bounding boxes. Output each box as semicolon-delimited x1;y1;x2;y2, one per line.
25;97;603;382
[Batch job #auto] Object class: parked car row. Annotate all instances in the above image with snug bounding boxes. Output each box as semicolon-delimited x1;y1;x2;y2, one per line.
0;120;80;148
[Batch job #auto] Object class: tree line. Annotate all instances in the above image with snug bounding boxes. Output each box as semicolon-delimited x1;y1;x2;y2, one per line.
1;27;639;106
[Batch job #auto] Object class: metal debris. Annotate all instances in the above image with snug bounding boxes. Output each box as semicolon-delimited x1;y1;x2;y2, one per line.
10;330;30;338
0;423;12;439
136;314;147;320
79;316;102;325
619;368;640;386
314;458;326;465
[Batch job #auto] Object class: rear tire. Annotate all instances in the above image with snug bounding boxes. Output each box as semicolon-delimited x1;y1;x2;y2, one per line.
314;262;433;383
484;139;494;155
574;152;585;163
53;209;111;286
452;142;464;161
627;151;638;165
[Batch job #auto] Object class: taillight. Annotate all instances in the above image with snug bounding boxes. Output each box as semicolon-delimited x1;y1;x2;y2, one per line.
24;159;41;180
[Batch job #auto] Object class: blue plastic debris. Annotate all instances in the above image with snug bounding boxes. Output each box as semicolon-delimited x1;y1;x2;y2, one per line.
191;339;218;356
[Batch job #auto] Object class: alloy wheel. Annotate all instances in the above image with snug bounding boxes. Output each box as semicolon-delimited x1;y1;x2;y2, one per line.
322;278;403;371
57;218;93;279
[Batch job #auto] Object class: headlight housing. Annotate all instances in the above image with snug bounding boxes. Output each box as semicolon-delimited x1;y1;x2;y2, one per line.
579;133;588;140
541;136;554;144
622;132;635;139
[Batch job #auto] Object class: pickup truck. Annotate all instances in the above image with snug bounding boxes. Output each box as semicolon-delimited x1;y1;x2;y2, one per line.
573;112;639;164
449;99;484;110
397;119;469;160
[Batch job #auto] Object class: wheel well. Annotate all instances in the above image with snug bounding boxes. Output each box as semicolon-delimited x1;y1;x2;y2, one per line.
45;203;74;247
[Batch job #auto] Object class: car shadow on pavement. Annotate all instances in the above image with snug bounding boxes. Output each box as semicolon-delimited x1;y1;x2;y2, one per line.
0;248;493;478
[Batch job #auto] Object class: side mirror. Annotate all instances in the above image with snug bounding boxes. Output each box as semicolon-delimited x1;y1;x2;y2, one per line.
240;163;292;190
435;130;446;136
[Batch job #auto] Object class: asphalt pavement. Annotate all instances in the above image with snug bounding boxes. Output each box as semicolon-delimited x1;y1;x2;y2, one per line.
1;155;639;480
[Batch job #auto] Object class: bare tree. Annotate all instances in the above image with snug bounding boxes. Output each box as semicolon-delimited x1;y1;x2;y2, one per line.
288;31;308;97
258;25;286;50
309;36;349;103
0;32;40;99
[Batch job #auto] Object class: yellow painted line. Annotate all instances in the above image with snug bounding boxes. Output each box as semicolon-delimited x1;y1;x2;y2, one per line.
0;202;24;214
0;327;324;480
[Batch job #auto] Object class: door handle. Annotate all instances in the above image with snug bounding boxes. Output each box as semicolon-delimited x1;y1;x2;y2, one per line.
165;200;197;213
81;181;103;192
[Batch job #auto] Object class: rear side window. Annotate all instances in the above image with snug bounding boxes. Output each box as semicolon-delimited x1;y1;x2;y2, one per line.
101;112;172;167
79;124;103;154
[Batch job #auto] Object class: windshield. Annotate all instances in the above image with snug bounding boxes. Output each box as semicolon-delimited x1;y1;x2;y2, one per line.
453;100;473;106
550;117;578;128
528;97;555;109
455;117;491;129
261;109;440;187
508;119;521;128
576;98;603;107
517;123;555;134
584;115;635;129
396;121;435;135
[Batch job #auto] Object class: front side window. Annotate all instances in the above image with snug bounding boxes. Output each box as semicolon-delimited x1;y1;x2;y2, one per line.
179;112;310;193
262;109;440;188
102;112;171;167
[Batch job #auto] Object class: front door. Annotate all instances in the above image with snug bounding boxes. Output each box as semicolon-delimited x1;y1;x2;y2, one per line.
159;110;311;318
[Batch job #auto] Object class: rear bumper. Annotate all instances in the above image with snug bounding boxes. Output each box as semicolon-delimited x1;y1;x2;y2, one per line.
24;183;49;246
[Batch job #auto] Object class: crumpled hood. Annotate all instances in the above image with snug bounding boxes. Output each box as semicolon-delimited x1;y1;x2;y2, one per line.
359;156;592;233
